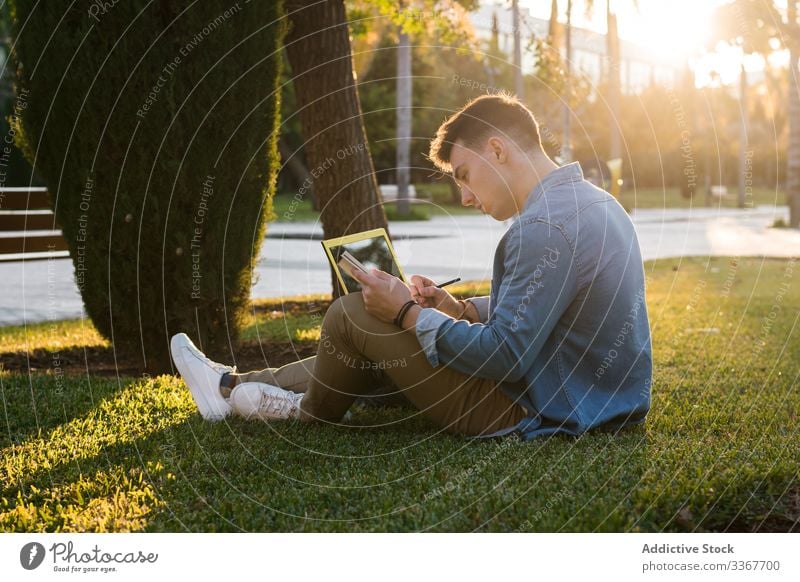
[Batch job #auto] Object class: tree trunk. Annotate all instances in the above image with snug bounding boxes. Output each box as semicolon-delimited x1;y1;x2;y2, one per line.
512;0;524;99
396;29;412;217
739;64;748;209
606;1;621;161
278;137;317;211
788;1;800;227
562;0;573;163
284;0;389;297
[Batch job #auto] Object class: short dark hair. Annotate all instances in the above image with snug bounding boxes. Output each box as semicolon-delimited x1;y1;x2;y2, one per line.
429;93;542;173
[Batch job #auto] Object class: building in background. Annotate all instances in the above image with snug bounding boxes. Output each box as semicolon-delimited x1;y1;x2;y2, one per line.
471;1;683;95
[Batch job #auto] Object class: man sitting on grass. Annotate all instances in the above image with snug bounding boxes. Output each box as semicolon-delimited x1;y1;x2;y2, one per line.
170;93;653;441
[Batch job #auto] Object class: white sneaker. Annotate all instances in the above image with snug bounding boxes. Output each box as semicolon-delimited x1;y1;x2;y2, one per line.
229;382;305;421
170;333;234;421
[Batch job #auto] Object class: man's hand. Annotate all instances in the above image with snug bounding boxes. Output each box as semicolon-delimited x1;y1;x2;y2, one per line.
350;268;414;324
410;274;462;318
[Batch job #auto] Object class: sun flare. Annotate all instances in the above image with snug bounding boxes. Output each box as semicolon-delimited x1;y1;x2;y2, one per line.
616;0;715;60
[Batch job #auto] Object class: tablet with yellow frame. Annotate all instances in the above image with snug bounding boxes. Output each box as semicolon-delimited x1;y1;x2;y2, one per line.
321;228;408;294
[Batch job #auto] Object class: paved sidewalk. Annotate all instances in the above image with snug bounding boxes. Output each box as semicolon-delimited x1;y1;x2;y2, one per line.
1;204;797;326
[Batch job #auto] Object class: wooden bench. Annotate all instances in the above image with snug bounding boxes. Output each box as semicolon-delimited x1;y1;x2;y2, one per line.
0;187;69;262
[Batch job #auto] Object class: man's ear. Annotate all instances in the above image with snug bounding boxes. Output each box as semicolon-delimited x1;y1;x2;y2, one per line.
487;136;507;163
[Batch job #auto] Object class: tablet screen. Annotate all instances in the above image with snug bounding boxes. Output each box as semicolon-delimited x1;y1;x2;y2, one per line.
328;234;405;293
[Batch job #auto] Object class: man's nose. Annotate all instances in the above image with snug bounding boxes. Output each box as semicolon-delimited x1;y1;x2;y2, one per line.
460;186;474;207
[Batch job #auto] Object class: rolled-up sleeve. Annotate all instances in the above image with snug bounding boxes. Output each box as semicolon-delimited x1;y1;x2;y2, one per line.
413;222;578;381
415;295;491;367
466;295;490;323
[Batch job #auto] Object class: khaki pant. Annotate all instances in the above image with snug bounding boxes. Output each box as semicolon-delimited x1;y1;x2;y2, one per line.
237;291;528;437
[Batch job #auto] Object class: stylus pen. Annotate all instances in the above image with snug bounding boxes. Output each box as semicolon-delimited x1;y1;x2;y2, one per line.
436;277;461;288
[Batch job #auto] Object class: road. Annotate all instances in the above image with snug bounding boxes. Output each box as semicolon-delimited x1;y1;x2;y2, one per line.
1;204;797;326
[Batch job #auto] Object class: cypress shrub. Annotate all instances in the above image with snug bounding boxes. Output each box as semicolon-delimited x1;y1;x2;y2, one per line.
9;2;285;371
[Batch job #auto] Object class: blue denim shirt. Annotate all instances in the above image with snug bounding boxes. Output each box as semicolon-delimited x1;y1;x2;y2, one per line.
415;162;652;441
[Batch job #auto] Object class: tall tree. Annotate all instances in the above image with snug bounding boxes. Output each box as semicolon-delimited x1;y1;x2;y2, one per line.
713;0;799;226
284;0;389;299
282;0;480;288
584;0;636;162
563;0;573;162
396;27;412;217
606;1;622;161
512;0;524;99
787;2;800;226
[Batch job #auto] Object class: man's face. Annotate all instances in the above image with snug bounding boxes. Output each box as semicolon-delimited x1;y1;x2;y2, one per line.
449;139;515;220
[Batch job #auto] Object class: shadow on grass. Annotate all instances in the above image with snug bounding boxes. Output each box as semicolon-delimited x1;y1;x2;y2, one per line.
2;374;797;532
0;374;456;531
0;372;648;533
0;371;126;450
0;341;322;378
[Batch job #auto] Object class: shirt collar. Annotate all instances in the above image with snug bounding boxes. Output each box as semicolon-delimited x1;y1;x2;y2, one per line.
517;161;584;217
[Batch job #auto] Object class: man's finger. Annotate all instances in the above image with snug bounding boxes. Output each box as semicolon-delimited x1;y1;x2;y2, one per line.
351;268;371;284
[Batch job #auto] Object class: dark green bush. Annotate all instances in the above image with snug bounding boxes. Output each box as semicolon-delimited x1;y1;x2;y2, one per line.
415;182;457;206
9;1;285;371
384;204;430;221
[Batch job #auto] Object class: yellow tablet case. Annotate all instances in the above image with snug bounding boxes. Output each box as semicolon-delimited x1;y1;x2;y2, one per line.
321;227;408;294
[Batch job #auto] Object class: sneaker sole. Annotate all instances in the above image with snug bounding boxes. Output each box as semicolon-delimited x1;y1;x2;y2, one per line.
170;334;232;421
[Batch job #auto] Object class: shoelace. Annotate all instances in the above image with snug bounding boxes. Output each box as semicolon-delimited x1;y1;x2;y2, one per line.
259;389;302;418
188;340;235;375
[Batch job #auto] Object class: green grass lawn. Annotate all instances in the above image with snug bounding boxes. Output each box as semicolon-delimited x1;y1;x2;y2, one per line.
270;185;787;223
619;186;785;212
270;191;475;223
1;256;798;532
